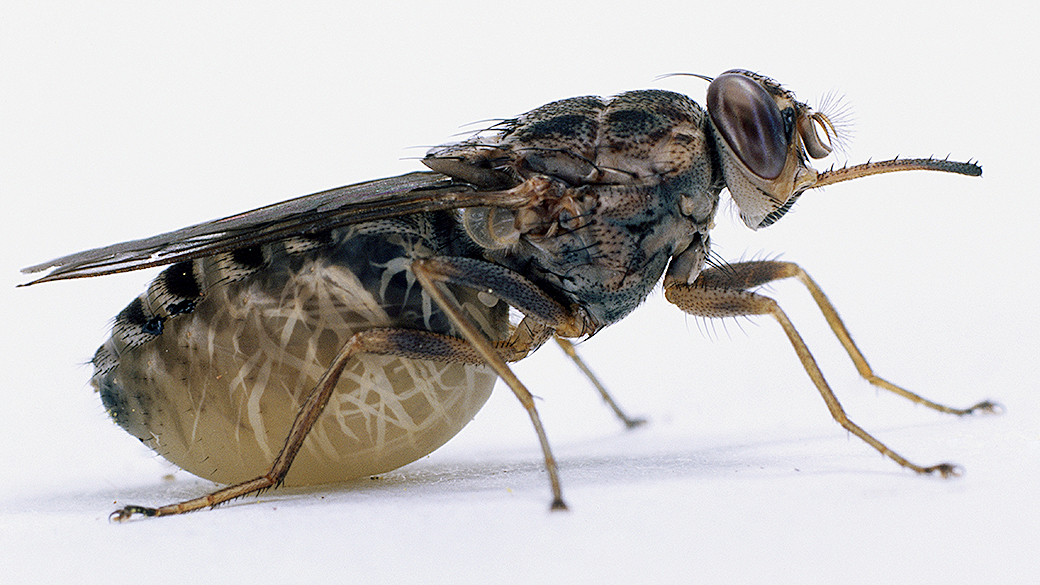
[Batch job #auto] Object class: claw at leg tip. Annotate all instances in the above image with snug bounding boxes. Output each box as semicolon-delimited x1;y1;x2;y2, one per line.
624;417;648;430
926;463;964;478
550;498;569;512
972;400;1004;415
109;505;157;522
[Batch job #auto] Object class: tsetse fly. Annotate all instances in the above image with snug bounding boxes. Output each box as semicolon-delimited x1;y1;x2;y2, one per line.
22;70;997;520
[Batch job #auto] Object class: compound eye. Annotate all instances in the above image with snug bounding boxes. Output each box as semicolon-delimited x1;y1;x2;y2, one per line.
707;73;788;180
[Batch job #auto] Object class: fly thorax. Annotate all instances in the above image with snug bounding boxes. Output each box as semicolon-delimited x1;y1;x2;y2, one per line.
426;89;724;325
491;181;695;326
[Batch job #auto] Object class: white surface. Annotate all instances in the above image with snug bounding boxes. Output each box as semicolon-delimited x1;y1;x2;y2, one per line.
2;2;1037;583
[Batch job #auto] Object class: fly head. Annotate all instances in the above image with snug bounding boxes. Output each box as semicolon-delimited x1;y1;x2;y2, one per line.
701;69;980;230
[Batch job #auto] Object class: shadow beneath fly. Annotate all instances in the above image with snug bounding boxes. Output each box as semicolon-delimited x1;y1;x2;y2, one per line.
25;422;950;516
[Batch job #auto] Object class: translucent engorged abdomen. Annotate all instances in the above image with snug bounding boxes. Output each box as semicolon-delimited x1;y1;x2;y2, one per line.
92;219;505;486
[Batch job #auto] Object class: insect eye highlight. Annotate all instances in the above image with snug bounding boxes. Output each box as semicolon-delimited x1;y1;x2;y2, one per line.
707;73;789;180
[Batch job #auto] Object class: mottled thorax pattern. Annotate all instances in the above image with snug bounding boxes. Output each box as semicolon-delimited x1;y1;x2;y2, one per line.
427;90;722;328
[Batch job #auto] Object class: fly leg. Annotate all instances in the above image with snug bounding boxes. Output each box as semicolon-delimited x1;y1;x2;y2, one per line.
664;260;998;476
110;326;511;521
424;251;645;428
111;254;580;520
554;337;646;429
413;256;595;511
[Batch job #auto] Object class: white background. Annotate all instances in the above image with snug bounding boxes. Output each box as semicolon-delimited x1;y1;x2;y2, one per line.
2;2;1037;583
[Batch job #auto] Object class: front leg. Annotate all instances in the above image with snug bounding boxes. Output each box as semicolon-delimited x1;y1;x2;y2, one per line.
665;260;997;476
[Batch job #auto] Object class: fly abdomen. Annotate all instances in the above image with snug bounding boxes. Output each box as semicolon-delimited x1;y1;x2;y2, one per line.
92;219;507;487
94;261;201;374
93;242;269;375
